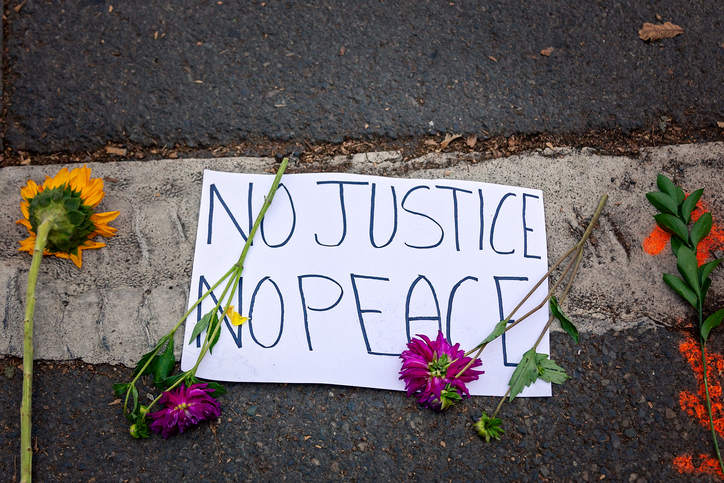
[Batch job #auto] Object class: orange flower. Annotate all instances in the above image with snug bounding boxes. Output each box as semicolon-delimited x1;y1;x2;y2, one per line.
17;166;120;268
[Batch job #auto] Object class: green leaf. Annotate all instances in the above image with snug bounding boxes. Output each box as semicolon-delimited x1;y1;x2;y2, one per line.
126;384;139;422
677;246;701;297
113;382;130;399
663;274;698;308
508;348;538;401
535;354;570;385
549;296;579;344
656;174;685;205
691;212;713;249
681;189;704;224
699;259;722;286
654;213;689;244
158;373;187;391
208;314;222;354
646;191;678;216
188;311;214;344
702;309;724;342
132;349;158;378
481;320;508;344
152;338;176;388
702;277;712;302
671;236;683;258
131;335;169;378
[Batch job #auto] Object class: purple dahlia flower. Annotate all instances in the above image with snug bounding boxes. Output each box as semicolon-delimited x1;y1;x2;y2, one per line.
148;383;221;439
399;330;483;411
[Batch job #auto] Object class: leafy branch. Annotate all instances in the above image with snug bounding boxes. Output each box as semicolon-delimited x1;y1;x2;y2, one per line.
647;173;723;473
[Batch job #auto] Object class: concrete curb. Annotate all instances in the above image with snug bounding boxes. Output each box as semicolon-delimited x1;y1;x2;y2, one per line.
1;143;722;365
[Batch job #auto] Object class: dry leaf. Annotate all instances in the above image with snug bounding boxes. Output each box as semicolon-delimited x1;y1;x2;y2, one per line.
638;22;684;42
108;399;122;406
106;146;127;156
424;139;438;146
339;46;345;56
466;135;477;148
20;157;31;165
14;0;26;13
440;133;462;148
717;121;724;129
109;5;113;13
545;142;554;150
541;47;554;56
154;31;159;40
488;56;497;62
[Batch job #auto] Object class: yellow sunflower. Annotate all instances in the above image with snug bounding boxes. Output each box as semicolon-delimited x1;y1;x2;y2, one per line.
17;165;120;268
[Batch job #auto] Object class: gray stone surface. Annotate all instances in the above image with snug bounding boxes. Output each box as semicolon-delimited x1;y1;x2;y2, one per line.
1;143;722;365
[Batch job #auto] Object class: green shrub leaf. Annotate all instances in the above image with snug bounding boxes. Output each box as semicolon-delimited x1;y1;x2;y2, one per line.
702;309;724;342
654;213;689;243
508;348;538;401
681;189;704;224
188;311;214;344
657;174;685;205
646;191;679;216
481;320;508;344
535;354;569;385
550;296;579;343
691;212;713;249
663;273;698;308
677;246;701;297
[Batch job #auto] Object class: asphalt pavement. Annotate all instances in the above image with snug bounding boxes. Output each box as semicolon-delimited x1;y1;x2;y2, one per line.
1;1;724;482
4;0;724;152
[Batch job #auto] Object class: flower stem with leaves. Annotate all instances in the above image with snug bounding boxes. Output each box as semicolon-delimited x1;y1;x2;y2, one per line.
115;158;290;438
473;194;608;442
646;174;724;474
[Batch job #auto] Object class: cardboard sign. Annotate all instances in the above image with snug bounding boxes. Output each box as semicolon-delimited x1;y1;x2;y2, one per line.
180;170;551;397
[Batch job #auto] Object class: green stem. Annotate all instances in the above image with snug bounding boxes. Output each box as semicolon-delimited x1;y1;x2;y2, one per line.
699;300;724;475
189;158;289;376
491;387;512;419
20;218;53;483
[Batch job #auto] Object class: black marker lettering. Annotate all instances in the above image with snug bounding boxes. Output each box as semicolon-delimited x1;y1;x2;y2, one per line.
490;192;516;255
401;185;444;249
298;275;344;351
315;181;369;247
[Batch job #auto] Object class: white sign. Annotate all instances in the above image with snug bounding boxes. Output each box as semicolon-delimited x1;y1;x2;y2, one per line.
180;170;551;397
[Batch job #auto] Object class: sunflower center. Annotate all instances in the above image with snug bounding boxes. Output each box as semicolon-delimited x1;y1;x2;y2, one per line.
27;185;96;254
428;354;451;378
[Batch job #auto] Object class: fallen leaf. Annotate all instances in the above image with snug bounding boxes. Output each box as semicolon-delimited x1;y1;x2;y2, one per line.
154;31;159;40
440;133;462;148
20;157;31;165
717;121;724;128
541;47;554;56
14;0;26;13
339;46;345;56
106;146;127;156
424;139;438;146
466;135;477;148
545;142;554;150
108;5;113;13
108;399;122;406
488;56;497;62
639;22;684;42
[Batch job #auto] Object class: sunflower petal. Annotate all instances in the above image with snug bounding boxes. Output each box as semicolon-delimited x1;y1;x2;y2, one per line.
16;218;33;230
20;202;30;219
20;180;40;200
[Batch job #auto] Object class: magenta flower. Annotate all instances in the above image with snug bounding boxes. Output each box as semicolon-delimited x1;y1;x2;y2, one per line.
148;383;221;438
399;330;483;411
